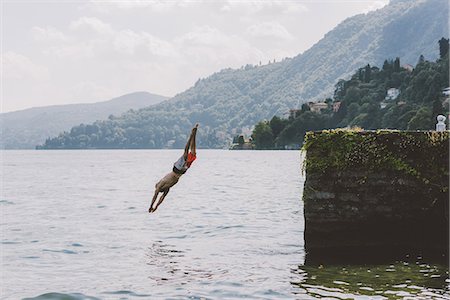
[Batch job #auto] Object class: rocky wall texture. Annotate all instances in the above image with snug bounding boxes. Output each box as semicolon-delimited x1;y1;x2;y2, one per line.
302;130;449;256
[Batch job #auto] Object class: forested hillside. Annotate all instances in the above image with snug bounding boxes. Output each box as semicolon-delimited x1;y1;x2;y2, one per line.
39;0;448;149
1;92;167;149
251;39;449;149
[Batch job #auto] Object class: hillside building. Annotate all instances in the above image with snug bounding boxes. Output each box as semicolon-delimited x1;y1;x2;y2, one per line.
385;88;400;100
229;135;254;150
308;102;328;113
332;102;341;112
402;64;414;72
286;109;301;119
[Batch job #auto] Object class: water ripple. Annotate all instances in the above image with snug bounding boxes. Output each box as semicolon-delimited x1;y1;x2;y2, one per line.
42;249;78;255
22;292;100;300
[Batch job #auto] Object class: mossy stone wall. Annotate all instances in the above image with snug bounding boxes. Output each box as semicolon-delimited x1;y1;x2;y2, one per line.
302;130;449;254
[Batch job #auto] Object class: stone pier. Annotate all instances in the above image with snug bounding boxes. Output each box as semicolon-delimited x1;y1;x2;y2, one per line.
302;130;449;261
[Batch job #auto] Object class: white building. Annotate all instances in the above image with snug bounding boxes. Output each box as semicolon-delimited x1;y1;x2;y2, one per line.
333;101;341;112
308;102;329;113
402;64;414;72
385;88;400;101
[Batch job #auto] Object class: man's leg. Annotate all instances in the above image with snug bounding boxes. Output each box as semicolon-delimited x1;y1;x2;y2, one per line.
153;189;170;212
149;189;160;213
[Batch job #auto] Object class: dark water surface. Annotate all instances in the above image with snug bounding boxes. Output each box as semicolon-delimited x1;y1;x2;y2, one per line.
1;150;449;299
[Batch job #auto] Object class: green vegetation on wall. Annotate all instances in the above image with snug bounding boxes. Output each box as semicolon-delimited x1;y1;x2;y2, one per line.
302;129;449;194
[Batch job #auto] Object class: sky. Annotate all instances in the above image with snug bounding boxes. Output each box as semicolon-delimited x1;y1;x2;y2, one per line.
1;0;389;112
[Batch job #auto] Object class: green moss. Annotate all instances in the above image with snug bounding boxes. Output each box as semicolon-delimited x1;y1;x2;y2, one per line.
302;129;449;191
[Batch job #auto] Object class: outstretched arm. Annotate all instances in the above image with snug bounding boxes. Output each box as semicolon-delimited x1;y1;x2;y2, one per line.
190;124;198;156
183;124;198;159
183;135;191;159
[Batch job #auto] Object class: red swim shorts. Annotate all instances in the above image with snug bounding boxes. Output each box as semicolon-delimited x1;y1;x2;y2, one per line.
186;152;196;167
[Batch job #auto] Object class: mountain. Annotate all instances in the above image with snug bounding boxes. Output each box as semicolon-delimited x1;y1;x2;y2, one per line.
1;92;168;149
40;0;448;149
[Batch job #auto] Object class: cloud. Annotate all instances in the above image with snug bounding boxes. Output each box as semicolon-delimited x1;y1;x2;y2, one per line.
362;0;389;14
2;51;50;80
246;22;294;40
175;25;265;64
176;25;229;46
35;17;176;59
70;17;114;35
113;0;179;11
84;0;309;15
112;30;144;54
31;26;70;42
42;42;96;59
22;17;283;104
69;81;120;100
113;30;177;57
221;0;309;14
85;0;192;13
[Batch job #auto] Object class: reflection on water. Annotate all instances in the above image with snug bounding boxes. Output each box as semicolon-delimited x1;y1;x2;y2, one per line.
292;252;450;299
145;241;214;284
146;241;186;284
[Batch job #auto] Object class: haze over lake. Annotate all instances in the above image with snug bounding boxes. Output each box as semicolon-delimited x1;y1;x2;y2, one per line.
2;150;448;299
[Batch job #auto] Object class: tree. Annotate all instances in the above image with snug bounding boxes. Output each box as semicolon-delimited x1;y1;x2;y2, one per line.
418;54;425;64
389;72;402;88
346;103;361;122
332;100;347;126
252;121;274;149
344;87;361;104
432;99;444;119
407;107;432;130
438;37;449;59
269;116;287;139
238;135;245;145
394;57;401;72
364;64;372;83
424;73;442;103
301;103;310;112
383;59;393;74
334;79;347;100
358;68;364;81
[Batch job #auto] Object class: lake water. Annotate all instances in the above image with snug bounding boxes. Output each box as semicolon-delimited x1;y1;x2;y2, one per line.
1;150;449;299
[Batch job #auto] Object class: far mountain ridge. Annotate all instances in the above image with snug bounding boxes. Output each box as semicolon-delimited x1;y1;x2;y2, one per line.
1;91;168;149
2;91;167;115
